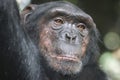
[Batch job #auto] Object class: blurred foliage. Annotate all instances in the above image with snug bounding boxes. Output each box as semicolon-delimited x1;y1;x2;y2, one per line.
104;32;120;50
16;0;31;11
17;0;120;80
99;50;120;80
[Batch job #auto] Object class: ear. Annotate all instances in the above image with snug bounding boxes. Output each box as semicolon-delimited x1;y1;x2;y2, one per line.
21;4;38;23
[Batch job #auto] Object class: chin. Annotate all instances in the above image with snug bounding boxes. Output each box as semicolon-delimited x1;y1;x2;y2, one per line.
46;53;83;75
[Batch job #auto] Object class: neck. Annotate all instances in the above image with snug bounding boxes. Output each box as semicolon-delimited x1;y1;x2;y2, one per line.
44;68;79;80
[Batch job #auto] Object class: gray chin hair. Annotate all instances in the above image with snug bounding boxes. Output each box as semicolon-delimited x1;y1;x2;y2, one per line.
64;61;82;75
54;60;83;75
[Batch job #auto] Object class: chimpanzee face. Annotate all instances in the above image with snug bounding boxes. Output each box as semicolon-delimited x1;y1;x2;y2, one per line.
39;4;91;74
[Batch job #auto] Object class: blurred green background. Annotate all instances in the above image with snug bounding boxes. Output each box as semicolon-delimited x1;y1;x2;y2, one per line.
17;0;120;80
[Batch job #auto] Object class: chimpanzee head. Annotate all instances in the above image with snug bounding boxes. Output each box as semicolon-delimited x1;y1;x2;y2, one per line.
21;1;100;75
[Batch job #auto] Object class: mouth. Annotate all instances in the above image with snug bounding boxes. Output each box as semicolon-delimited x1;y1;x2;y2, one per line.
51;55;79;62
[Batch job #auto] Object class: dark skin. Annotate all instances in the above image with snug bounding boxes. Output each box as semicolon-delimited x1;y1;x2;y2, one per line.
0;0;107;80
22;1;107;80
39;7;90;74
22;1;91;74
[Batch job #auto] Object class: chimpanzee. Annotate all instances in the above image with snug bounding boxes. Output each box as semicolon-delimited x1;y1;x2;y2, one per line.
0;0;107;80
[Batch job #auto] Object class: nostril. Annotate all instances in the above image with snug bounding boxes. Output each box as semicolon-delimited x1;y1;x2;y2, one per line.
72;36;76;41
65;33;71;40
65;33;77;42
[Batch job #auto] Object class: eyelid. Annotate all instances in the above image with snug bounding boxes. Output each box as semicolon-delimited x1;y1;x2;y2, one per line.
54;17;64;24
54;17;64;20
77;23;86;30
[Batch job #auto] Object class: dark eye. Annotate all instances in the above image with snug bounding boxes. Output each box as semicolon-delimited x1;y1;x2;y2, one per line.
54;17;64;25
77;23;86;32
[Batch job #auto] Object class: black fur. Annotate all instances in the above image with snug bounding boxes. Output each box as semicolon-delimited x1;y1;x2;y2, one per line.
0;0;43;80
0;0;107;80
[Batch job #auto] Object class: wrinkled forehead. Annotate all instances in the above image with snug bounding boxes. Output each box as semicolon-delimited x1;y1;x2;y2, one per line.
49;2;86;15
45;2;91;19
50;7;89;18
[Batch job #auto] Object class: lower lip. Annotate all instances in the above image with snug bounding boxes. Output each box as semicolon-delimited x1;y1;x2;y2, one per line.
51;55;79;62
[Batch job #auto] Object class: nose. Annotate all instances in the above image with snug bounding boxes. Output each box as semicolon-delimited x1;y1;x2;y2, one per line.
65;32;77;43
